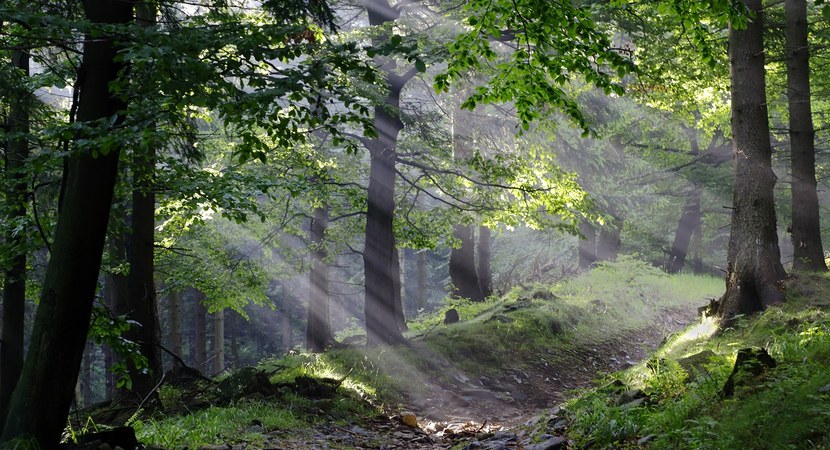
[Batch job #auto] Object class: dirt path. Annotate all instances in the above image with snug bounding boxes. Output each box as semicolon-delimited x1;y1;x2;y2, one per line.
260;307;698;449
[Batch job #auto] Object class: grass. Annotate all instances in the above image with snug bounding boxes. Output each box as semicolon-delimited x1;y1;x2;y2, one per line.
132;258;725;449
562;271;830;449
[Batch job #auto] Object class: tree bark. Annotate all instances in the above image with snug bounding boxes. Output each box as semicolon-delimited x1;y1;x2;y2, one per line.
578;219;597;269
477;226;492;298
228;311;238;369
718;0;787;322
0;1;131;445
392;247;408;330
192;290;207;370
597;216;622;262
168;290;182;363
1;48;30;425
363;0;410;346
306;206;331;352
416;251;427;311
665;185;702;274
212;309;224;375
450;224;483;300
786;0;826;271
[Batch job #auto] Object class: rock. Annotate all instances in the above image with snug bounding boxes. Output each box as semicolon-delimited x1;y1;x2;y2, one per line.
510;390;528;402
350;425;367;435
637;434;657;445
721;348;777;398
197;445;231;450
549;419;568;432
615;389;647;406
444;308;460;324
400;411;419;428
819;383;830;393
527;436;567;450
460;388;504;402
619;397;646;410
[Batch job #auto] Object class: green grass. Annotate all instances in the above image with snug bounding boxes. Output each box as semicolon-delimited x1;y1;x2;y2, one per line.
562;271;830;449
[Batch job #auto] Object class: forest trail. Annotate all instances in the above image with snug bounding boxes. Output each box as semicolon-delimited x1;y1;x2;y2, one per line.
265;306;700;449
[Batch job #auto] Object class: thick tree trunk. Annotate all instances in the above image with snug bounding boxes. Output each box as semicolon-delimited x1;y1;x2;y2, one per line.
718;0;787;322
416;251;427;311
228;311;238;369
306;206;331;352
786;0;826;271
362;0;411;346
450;224;483;300
666;185;702;274
478;226;492;298
212;309;224;375
1;48;30;425
192;290;207;371
691;219;704;274
578;219;597;269
0;1;131;445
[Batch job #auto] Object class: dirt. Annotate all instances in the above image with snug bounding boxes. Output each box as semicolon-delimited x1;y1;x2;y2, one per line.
245;306;699;450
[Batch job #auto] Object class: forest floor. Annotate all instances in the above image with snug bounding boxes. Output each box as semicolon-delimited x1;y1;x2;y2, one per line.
256;308;698;450
116;259;730;450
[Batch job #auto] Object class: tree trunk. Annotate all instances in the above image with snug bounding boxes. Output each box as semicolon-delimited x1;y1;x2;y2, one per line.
169;290;182;363
1;48;30;425
392;247;408;331
597;216;622;262
306;206;331;352
280;292;293;352
718;0;787;322
192;290;207;371
691;219;704;274
0;1;131;445
362;0;413;346
450;224;483;301
416;251;427;311
477;226;492;298
665;185;702;274
786;0;826;271
212;309;224;375
228;311;238;369
578;219;597;269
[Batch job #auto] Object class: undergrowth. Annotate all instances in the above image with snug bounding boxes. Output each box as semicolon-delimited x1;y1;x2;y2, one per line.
563;271;830;449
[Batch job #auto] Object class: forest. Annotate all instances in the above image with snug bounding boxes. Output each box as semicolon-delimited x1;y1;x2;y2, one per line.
2;0;830;448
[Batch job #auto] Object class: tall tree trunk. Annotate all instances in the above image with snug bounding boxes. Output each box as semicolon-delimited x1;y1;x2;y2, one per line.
168;290;182;363
416;251;427;311
1;48;30;425
306;206;331;352
0;1;131;445
363;0;413;346
192;290;207;371
597;216;622;262
228;311;238;369
786;0;826;271
666;185;702;274
691;217;704;274
281;292;293;352
212;309;224;375
578;219;597;269
81;341;94;407
392;247;408;330
477;226;492;298
718;0;787;322
449;224;483;301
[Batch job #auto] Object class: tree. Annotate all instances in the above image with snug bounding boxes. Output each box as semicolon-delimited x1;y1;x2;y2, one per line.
306;204;332;352
1;47;30;425
785;0;826;271
0;0;132;445
717;0;787;321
